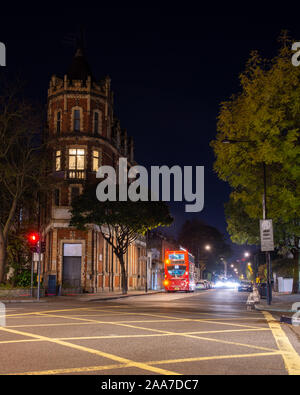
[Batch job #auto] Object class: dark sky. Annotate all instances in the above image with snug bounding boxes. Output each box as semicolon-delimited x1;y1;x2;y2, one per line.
1;6;299;260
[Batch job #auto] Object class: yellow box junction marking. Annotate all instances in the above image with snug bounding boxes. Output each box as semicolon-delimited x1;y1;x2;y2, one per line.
0;326;179;376
34;310;279;354
263;311;300;375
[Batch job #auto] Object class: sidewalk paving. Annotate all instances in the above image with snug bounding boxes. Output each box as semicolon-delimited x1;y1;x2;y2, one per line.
255;292;300;313
0;289;164;303
255;291;300;338
55;289;164;302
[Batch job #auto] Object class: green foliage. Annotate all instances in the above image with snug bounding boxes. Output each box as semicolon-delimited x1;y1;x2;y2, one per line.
13;270;36;288
211;34;300;248
272;257;296;278
6;232;32;286
70;184;173;293
70;184;173;236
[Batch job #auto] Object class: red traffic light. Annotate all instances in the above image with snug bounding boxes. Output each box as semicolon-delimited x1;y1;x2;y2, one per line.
28;232;39;253
28;233;39;243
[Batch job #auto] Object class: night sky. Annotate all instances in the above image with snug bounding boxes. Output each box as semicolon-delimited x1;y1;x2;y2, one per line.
1;6;299;260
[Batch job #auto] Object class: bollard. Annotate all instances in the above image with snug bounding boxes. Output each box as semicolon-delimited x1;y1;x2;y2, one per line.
0;302;6;327
246;294;255;310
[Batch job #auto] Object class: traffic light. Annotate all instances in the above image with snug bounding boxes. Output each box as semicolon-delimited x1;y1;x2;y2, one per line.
28;232;39;253
41;241;46;253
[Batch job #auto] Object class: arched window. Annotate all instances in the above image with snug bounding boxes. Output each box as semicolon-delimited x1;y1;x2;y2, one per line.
93;110;102;135
56;111;61;134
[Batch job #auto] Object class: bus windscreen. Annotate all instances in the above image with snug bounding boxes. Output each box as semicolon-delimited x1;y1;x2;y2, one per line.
167;265;186;277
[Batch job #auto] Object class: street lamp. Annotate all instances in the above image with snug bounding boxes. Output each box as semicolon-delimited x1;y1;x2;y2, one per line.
205;245;211;251
222;138;273;305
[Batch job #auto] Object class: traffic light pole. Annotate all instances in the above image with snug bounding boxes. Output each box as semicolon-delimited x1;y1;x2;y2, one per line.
30;259;34;297
37;239;41;301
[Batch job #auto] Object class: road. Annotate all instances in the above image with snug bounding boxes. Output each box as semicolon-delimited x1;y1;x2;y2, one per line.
0;288;300;375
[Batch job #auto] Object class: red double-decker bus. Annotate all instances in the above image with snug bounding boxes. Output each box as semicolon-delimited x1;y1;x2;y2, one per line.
163;249;196;292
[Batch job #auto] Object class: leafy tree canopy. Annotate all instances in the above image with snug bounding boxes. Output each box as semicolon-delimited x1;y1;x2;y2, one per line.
70;184;173;293
211;33;300;250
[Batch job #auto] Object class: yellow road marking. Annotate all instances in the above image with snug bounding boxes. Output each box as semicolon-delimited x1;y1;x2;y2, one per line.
35;311;279;353
8;363;129;375
5;307;92;318
117;322;280;353
9;351;283;375
0;326;180;376
0;327;271;345
263;311;300;375
150;351;283;365
4;316;269;329
5;319;187;328
63;307;265;330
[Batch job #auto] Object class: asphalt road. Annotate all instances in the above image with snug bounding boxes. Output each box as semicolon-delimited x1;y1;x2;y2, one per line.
0;288;300;375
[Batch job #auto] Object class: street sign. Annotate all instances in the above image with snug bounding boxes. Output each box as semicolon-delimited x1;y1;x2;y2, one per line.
260;219;274;252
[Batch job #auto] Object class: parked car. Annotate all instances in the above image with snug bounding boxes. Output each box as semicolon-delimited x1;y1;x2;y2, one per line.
195;281;206;290
238;280;253;292
203;280;211;289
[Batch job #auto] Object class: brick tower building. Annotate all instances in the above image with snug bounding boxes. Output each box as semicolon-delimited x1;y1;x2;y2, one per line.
42;44;146;295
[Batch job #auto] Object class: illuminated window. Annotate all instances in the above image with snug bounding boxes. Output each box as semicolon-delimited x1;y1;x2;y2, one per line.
73;109;81;132
92;150;100;172
55;150;61;171
68;148;85;170
56;111;61;134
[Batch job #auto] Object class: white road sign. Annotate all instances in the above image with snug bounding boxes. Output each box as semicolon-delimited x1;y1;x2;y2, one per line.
260;219;274;252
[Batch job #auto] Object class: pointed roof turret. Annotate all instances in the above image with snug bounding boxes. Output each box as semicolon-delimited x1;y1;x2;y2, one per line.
66;33;94;82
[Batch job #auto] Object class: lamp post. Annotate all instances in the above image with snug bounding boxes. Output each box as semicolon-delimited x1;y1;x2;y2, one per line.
198;244;212;280
222;138;272;304
220;257;227;278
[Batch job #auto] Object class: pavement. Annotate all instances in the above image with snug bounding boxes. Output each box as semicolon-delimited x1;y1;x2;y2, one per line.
255;292;300;313
0;288;300;375
254;291;300;338
0;289;163;303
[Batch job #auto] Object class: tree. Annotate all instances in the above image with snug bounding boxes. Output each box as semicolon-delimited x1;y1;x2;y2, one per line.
70;185;173;294
178;219;232;276
211;34;300;290
0;79;46;283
